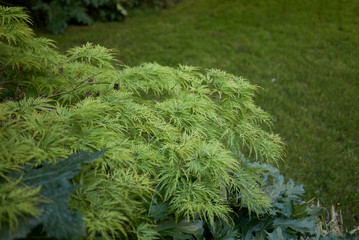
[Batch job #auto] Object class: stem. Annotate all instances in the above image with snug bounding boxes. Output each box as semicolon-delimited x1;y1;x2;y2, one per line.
47;81;112;98
46;72;108;98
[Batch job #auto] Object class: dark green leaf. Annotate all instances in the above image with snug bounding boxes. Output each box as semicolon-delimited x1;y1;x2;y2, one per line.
267;228;285;240
156;217;203;239
209;220;239;240
243;218;274;240
149;202;170;221
272;217;316;235
5;150;104;240
0;217;39;240
19;150;104;186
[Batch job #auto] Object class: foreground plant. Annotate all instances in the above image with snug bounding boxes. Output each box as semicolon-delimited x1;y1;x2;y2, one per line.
1;6;357;240
0;151;104;239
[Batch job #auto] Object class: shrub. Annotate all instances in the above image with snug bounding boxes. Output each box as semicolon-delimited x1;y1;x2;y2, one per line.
4;0;178;34
1;6;357;240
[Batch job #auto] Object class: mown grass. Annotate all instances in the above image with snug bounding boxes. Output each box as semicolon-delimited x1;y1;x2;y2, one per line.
39;0;359;227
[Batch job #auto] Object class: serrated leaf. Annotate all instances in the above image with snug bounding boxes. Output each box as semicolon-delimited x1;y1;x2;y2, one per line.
243;217;274;240
17;150;104;186
285;179;305;197
267;227;285;240
210;220;239;240
39;196;86;239
272;217;316;235
156;217;203;239
293;202;309;219
308;205;326;218
149;203;170;221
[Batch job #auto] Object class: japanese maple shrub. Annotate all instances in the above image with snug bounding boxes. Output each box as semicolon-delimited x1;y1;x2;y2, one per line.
0;6;288;239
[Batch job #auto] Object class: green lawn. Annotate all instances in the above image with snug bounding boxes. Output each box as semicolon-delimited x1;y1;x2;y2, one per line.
39;0;359;227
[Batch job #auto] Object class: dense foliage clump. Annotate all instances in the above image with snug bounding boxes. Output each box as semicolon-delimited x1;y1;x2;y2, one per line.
1;6;357;240
4;0;178;34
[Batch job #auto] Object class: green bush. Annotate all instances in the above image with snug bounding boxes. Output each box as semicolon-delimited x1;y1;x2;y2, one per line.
0;6;357;240
5;0;177;34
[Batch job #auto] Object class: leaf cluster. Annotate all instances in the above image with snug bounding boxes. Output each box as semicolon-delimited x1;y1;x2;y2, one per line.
194;160;359;240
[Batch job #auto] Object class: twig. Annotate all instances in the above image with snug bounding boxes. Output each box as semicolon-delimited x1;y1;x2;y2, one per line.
34;107;55;111
46;71;114;98
47;81;112;98
49;72;103;97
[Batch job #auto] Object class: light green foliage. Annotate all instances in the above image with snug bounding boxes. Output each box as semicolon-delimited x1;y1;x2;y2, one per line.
0;179;42;232
67;42;118;69
135;223;160;240
0;6;60;65
0;6;287;239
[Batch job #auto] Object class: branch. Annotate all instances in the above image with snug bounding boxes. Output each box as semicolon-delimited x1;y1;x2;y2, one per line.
47;81;112;98
46;72;112;98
